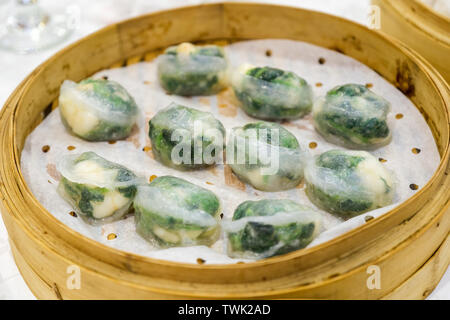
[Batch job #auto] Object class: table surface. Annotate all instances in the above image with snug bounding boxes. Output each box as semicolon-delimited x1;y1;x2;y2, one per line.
0;0;448;300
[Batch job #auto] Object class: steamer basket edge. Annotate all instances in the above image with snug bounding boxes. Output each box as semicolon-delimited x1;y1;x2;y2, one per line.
373;0;450;83
0;3;449;299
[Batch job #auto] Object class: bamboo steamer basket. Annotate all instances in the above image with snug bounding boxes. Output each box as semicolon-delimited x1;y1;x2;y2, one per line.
372;0;450;83
0;3;449;300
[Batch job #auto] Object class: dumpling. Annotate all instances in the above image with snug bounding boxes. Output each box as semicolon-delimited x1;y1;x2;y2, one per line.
227;122;304;191
59;78;138;141
304;150;395;219
57;152;138;224
223;199;322;259
158;42;228;96
134;176;221;247
313;84;391;149
149;103;225;170
231;64;313;120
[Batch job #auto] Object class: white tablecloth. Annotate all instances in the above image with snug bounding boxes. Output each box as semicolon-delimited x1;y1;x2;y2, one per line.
0;0;448;300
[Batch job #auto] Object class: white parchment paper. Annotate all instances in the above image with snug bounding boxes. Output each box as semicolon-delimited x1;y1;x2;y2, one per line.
20;39;440;264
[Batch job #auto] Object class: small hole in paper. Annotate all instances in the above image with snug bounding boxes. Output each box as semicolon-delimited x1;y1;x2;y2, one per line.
107;233;117;240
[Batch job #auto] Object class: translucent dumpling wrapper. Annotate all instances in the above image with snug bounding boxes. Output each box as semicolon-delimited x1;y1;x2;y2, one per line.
57;152;138;224
231;64;313;120
223;199;322;259
149;103;226;170
157;42;228;96
313;84;391;149
305;150;395;219
227;122;305;191
134;176;222;247
59;78;139;141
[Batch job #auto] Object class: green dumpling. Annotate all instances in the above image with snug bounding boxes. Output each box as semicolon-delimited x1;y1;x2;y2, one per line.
158;42;228;96
313;84;391;149
59;78;138;141
232;64;313;120
305;150;395;219
227;122;304;191
57;152;138;224
134;176;221;247
149;103;225;170
224;199;322;259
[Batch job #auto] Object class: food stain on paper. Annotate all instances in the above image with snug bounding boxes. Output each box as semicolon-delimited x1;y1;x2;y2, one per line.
46;163;61;181
126;124;141;149
217;88;238;117
198;97;211;107
224;165;246;191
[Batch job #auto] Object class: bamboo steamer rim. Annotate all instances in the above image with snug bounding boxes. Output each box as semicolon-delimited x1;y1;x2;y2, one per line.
0;2;449;285
382;0;450;45
413;0;450;23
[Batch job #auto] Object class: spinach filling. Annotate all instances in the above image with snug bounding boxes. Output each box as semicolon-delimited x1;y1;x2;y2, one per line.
228;122;303;191
233;66;313;120
305;150;394;219
158;44;227;96
57;152;137;222
149;104;225;170
134;176;221;247
313;84;390;148
226;199;320;258
59;78;138;141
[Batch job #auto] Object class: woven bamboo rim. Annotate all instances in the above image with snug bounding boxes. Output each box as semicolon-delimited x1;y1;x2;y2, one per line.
373;0;450;82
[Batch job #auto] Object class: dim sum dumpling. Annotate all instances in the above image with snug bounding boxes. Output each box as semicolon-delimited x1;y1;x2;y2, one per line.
223;199;322;259
57;152;138;224
313;84;391;149
149;103;225;170
227;122;305;191
158;42;228;96
59;78;138;141
305;150;395;219
232;64;313;120
134;176;221;247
